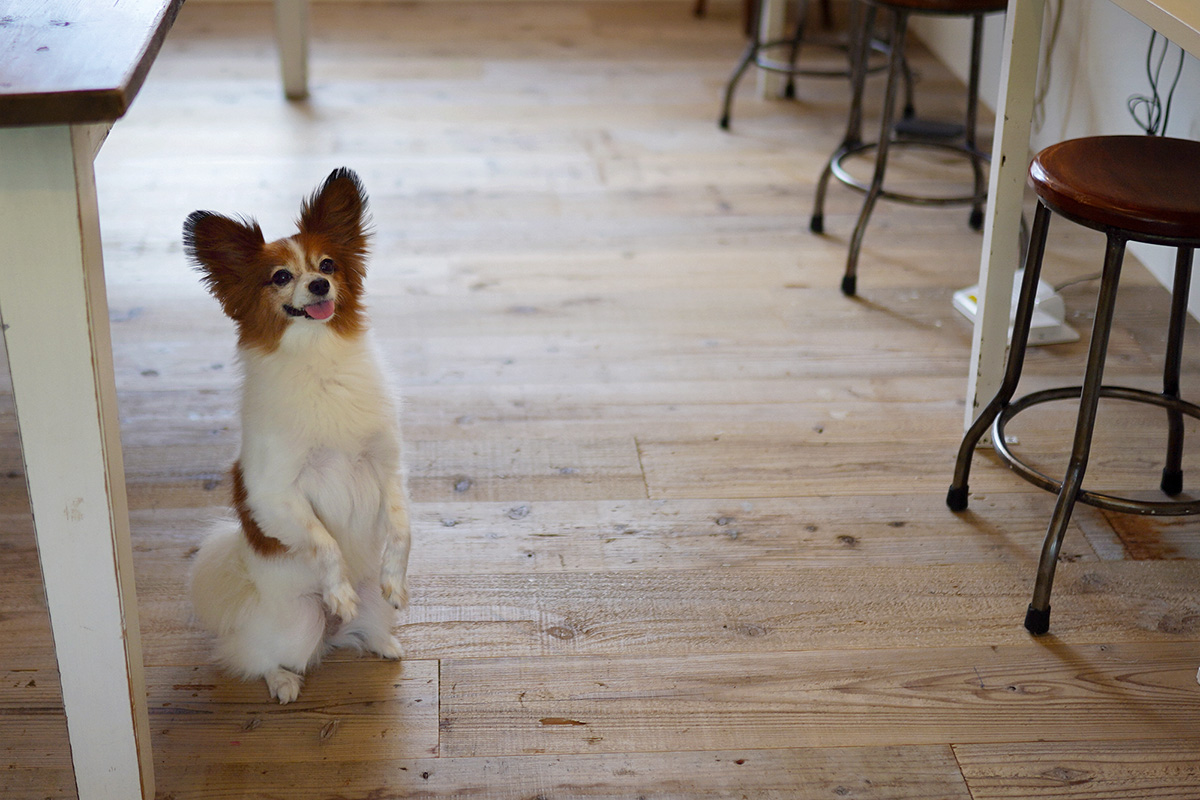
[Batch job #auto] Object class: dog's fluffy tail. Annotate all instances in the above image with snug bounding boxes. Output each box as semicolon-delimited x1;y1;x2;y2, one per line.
190;519;259;637
189;519;327;680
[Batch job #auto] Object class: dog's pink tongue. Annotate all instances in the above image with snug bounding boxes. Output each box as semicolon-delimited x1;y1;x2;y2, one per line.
305;300;335;321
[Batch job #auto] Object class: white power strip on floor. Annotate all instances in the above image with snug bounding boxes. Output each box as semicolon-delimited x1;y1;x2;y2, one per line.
953;271;1079;346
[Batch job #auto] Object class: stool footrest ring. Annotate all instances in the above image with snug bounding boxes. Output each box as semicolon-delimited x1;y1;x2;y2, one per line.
829;140;989;207
992;384;1200;516
752;37;888;79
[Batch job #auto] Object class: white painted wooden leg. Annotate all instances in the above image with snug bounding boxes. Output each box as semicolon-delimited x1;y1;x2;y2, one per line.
275;0;310;100
964;0;1045;436
0;125;153;800
756;0;788;98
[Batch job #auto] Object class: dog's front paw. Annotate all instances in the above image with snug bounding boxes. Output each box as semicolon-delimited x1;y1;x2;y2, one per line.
324;581;359;621
381;575;409;610
265;668;303;704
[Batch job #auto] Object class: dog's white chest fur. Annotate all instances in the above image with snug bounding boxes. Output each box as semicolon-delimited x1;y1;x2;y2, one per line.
239;325;400;578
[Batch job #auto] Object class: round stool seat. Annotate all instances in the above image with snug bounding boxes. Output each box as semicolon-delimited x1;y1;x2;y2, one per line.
1031;136;1200;243
869;0;1007;12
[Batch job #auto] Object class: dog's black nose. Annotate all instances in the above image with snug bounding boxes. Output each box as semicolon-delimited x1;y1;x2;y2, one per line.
309;278;330;296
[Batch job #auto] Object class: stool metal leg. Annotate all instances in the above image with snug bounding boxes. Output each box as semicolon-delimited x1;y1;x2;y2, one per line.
899;44;916;120
1025;233;1128;635
783;0;813;99
841;9;908;297
948;201;1053;511
720;0;827;129
965;13;986;231
1161;246;1194;495
810;1;875;236
719;0;765;130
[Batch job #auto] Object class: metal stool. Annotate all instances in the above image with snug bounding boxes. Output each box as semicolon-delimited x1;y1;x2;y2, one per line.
947;135;1200;635
718;0;885;131
810;0;1005;297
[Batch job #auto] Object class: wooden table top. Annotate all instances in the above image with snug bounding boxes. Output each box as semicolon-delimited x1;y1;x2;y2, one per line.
0;0;184;127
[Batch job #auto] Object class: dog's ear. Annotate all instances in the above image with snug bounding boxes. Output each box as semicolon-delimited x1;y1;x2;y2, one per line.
183;210;266;288
184;211;268;324
297;168;371;254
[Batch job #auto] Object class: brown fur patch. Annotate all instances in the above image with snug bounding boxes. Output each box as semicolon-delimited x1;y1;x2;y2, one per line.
292;231;367;340
231;461;287;557
184;211;289;352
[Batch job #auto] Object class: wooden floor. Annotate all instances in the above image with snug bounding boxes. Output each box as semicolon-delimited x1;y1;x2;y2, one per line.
6;2;1200;797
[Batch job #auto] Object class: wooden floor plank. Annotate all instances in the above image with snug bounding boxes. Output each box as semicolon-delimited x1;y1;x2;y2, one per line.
102;396;1200;509
407;436;648;503
148;660;440;765
156;744;972;800
439;641;1200;758
954;739;1200;800
122;492;1100;579
403;493;1099;573
0;666;74;799
0;667;64;711
638;423;1200;501
0;768;75;800
0;523;57;664
0;665;72;800
143;561;1200;665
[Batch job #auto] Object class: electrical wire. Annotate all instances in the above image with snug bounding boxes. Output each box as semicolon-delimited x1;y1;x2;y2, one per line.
1031;0;1062;133
1127;31;1185;136
1052;273;1101;293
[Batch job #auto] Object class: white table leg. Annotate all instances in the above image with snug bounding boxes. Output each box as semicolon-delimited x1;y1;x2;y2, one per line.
757;0;789;98
0;125;153;800
275;0;310;100
964;0;1045;435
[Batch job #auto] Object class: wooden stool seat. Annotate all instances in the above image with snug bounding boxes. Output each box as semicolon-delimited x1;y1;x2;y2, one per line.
1032;136;1200;243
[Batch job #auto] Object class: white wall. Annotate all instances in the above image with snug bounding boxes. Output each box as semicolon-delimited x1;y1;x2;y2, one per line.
909;11;1006;113
912;1;1200;312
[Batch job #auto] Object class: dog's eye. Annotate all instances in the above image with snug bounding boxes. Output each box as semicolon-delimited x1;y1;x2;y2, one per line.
271;269;293;286
319;258;336;274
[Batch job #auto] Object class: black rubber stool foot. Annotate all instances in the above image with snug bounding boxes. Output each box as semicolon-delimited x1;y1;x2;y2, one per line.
969;207;984;231
1162;468;1184;497
719;114;730;131
1024;604;1051;635
810;214;824;234
841;275;856;296
946;485;969;512
784;81;796;100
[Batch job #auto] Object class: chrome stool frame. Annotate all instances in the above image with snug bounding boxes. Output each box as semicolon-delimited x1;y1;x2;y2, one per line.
719;0;895;131
810;1;999;297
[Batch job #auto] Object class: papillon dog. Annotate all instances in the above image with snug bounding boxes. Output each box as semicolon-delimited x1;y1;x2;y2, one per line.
184;168;410;704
